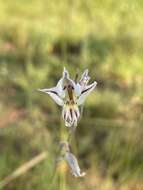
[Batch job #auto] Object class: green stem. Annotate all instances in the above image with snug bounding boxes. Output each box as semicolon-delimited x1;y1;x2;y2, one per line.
59;121;67;190
59;170;66;190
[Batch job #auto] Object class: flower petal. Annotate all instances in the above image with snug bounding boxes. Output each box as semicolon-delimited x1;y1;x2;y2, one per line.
63;106;73;127
62;68;77;98
77;81;97;105
74;69;91;96
56;78;65;98
65;152;86;177
38;88;64;106
62;105;80;127
79;69;90;87
74;83;82;97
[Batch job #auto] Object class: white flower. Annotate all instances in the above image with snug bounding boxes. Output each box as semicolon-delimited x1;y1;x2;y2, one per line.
38;68;97;127
60;141;86;177
65;152;86;177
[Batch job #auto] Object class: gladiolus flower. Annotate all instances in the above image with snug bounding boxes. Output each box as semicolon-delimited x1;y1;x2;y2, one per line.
38;68;97;127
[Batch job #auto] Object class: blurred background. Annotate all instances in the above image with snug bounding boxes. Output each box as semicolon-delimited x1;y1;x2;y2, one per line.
0;0;143;189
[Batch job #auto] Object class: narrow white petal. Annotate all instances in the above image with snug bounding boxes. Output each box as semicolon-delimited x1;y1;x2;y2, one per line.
77;81;97;105
72;109;77;122
65;152;86;177
62;106;71;127
65;107;70;121
56;78;65;98
79;69;90;87
81;69;89;79
74;83;82;97
38;88;64;106
75;106;80;118
62;106;66;116
72;113;78;127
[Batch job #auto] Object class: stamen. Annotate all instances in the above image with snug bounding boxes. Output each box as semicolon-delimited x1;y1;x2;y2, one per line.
63;86;66;90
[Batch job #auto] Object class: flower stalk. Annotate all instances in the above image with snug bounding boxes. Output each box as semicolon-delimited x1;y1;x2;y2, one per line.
38;68;97;179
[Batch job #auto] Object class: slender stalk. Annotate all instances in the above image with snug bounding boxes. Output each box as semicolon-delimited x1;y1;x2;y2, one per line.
59;169;66;190
59;120;67;190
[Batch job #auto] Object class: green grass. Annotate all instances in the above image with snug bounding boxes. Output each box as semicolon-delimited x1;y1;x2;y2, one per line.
0;0;143;189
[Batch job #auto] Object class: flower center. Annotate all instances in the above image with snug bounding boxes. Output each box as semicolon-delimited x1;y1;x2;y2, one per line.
63;84;76;104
